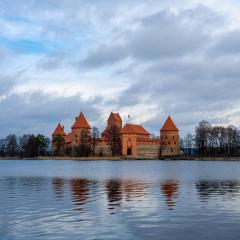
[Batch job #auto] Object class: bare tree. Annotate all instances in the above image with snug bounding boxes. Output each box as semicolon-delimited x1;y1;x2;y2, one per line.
6;134;18;157
184;133;194;156
195;121;211;157
75;129;92;157
107;124;121;156
91;126;100;156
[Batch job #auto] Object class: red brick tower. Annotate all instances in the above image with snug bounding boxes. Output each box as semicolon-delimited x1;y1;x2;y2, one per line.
52;123;66;139
160;116;180;156
71;112;91;147
52;123;66;152
101;112;122;139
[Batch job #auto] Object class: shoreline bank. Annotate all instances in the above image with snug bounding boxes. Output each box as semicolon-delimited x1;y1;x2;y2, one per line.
1;156;240;161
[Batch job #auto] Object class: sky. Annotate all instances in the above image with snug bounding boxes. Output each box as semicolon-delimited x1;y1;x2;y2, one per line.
1;0;240;138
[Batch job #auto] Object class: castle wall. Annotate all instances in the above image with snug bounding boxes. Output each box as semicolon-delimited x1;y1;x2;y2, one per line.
160;145;180;157
136;143;161;158
121;134;137;156
94;144;112;157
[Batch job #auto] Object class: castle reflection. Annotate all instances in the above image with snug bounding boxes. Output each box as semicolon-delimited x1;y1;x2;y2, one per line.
105;179;147;212
51;177;181;213
52;177;65;199
122;180;147;200
105;180;123;211
161;180;179;209
70;178;91;212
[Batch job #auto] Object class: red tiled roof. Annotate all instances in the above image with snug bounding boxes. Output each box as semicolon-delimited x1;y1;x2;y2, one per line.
161;116;179;131
64;133;72;143
52;123;66;136
71;112;91;129
121;124;150;135
110;112;122;122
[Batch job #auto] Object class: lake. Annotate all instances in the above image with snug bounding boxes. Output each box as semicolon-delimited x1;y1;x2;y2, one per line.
1;160;240;240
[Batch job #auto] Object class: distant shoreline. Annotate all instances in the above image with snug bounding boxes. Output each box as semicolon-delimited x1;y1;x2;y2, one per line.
1;156;240;161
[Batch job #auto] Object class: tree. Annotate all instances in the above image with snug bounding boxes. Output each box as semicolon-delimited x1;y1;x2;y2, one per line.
52;135;65;156
194;121;240;157
75;129;92;157
0;139;7;157
35;134;50;156
107;124;121;156
184;133;194;156
6;134;18;157
91;126;100;156
19;134;31;158
195;121;211;157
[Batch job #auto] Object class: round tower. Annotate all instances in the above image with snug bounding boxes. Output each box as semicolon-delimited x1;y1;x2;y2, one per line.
160;116;180;157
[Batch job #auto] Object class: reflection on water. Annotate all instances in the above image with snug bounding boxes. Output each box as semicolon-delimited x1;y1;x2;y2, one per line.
105;180;122;211
1;160;240;240
196;180;240;201
52;177;65;199
122;180;147;200
161;180;179;209
70;178;91;212
104;179;147;213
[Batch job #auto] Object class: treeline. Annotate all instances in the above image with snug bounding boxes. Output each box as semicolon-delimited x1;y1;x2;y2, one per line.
0;134;50;158
182;120;240;157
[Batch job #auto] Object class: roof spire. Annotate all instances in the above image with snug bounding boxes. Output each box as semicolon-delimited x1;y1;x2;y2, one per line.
52;122;66;136
161;115;179;131
72;112;91;129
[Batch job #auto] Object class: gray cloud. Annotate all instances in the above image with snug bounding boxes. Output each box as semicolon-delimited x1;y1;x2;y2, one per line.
80;7;212;68
210;31;240;56
0;91;103;138
80;44;128;68
0;75;16;96
0;1;240;138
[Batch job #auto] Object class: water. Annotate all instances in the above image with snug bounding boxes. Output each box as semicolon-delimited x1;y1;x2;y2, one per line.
1;160;240;240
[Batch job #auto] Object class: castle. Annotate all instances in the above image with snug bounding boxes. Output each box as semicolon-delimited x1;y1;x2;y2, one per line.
52;112;180;158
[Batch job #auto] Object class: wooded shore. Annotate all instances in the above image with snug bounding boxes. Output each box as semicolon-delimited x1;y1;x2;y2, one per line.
1;156;240;161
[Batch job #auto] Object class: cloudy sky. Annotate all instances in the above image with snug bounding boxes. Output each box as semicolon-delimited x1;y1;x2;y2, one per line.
1;0;240;138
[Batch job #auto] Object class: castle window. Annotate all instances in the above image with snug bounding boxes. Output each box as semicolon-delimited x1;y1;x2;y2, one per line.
75;135;77;138
76;140;78;144
173;136;175;139
129;138;131;142
165;136;167;140
168;142;171;145
174;142;176;145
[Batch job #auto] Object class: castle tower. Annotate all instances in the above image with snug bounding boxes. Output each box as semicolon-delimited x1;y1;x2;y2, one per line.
52;123;66;153
101;112;122;139
52;122;66;139
71;112;91;147
160;116;180;156
107;112;122;129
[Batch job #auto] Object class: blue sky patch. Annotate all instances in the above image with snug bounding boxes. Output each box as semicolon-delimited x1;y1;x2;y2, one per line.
0;37;52;54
